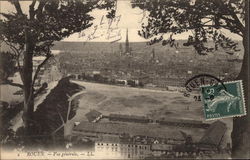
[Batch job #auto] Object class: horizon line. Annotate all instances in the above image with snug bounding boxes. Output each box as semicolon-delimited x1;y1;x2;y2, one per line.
60;39;243;43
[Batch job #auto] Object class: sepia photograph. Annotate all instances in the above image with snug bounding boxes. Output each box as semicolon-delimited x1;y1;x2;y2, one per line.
0;0;249;159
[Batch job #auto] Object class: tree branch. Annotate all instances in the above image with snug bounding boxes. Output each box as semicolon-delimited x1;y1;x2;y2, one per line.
29;0;37;20
50;106;65;135
56;104;65;124
27;53;52;108
202;19;213;25
2;39;20;57
36;0;48;20
2;39;24;82
66;91;85;121
32;54;52;89
33;82;48;98
217;16;244;37
220;15;235;24
10;0;24;15
228;3;245;34
5;80;23;88
51;124;64;135
66;94;71;122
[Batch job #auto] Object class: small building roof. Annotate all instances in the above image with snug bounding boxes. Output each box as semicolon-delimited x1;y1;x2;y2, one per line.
199;121;227;146
151;144;172;151
85;110;102;122
109;114;148;120
157;117;203;124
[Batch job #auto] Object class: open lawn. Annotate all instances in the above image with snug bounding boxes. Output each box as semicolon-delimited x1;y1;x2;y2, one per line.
72;81;203;119
69;80;232;144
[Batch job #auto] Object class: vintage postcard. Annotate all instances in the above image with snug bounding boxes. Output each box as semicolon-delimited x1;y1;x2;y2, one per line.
0;0;249;159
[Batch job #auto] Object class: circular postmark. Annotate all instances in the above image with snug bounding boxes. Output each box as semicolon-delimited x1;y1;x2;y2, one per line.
184;74;227;101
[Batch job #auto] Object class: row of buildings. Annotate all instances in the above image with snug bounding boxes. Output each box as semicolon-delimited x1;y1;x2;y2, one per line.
69;110;227;159
72;121;185;159
83;110;210;129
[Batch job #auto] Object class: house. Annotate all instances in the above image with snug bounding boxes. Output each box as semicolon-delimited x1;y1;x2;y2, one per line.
85;110;102;123
151;144;173;156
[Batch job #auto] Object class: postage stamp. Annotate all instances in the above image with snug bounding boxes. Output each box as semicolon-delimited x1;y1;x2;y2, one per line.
201;80;246;120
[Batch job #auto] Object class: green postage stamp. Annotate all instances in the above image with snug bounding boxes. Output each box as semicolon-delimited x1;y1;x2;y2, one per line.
201;80;246;120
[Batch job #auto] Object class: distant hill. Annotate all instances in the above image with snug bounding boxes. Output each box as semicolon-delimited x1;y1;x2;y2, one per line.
52;40;244;61
52;41;188;55
1;40;243;58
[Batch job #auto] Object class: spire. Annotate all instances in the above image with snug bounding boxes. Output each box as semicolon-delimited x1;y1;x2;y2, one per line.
125;28;130;53
119;43;123;56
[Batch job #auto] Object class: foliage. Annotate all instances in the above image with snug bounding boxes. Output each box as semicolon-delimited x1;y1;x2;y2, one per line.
0;51;16;83
131;0;245;55
34;77;84;139
1;78;85;150
0;0;117;97
0;102;24;149
131;0;249;158
0;0;117;150
0;0;117;56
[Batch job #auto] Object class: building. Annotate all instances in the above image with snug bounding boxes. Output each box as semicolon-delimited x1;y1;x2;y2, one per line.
93;70;101;75
120;28;132;56
72;121;188;159
85;110;103;123
156;118;210;129
151;144;173;156
73;121;185;142
125;28;130;55
94;135;151;159
108;114;152;123
72;120;190;159
199;121;227;151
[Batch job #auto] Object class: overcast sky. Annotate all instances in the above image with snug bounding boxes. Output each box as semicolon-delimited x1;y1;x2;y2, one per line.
0;0;242;42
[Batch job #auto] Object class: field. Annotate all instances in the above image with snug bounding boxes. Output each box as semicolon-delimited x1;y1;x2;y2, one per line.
68;80;232;144
72;80;202;120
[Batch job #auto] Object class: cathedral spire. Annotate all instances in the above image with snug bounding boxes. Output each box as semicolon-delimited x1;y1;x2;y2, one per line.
125;28;130;54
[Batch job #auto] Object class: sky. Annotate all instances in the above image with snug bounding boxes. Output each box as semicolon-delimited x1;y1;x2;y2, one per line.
0;0;242;42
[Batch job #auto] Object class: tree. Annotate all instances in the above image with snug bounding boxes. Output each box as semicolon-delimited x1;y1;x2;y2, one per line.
0;0;116;139
131;0;249;158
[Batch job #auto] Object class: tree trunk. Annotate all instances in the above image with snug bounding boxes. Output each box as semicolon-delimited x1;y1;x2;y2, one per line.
22;27;35;136
231;35;250;158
